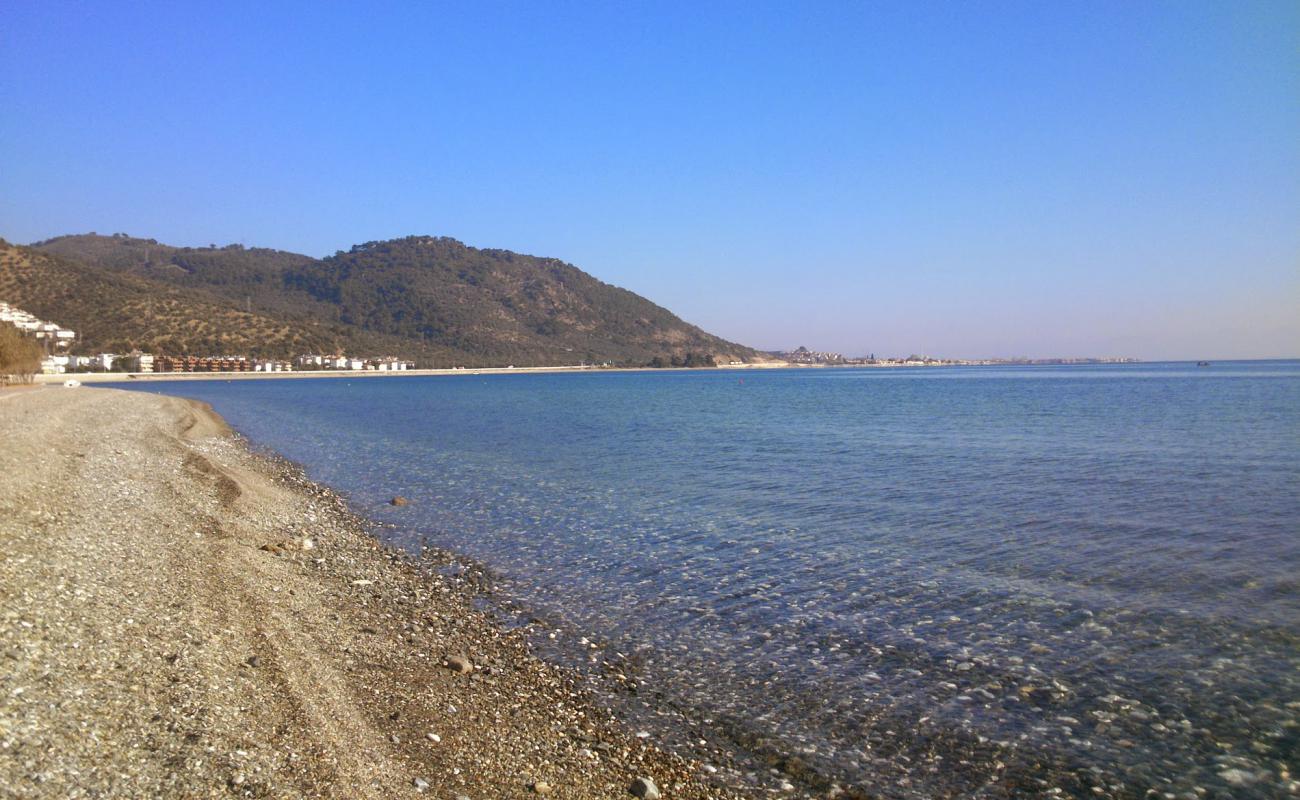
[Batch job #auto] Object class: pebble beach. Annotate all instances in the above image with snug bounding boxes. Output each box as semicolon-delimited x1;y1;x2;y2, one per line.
0;387;741;799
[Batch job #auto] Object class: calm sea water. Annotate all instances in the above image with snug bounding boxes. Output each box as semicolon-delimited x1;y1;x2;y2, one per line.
115;362;1300;798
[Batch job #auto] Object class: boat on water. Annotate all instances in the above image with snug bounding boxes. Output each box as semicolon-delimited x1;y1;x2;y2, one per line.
1197;361;1211;367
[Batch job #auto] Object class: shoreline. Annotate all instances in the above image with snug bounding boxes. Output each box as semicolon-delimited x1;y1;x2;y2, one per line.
38;359;1275;386
31;362;792;384
30;359;1231;386
0;387;749;798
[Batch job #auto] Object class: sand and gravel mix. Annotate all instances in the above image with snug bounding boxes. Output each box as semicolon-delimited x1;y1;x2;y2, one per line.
0;387;744;799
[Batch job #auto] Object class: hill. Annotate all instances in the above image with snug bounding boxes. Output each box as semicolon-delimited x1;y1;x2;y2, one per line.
26;233;757;367
0;241;354;357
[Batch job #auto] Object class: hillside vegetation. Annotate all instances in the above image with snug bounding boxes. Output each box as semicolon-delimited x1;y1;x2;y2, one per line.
0;241;350;357
24;233;757;367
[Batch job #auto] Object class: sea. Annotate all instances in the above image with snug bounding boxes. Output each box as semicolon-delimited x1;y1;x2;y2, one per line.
112;361;1300;798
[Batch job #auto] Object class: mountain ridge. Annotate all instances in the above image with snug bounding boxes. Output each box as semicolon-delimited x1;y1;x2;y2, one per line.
18;233;759;367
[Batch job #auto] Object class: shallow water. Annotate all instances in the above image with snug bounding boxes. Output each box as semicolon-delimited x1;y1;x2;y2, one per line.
115;362;1300;797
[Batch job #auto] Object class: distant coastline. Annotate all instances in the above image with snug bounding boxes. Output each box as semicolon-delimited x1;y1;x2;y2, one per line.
32;358;1159;384
34;362;781;383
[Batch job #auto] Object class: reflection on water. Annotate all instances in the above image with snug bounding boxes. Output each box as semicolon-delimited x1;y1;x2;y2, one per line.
118;362;1300;798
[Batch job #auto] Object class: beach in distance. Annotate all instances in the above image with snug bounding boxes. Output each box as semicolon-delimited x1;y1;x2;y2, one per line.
4;362;1295;799
30;362;787;384
30;359;1142;385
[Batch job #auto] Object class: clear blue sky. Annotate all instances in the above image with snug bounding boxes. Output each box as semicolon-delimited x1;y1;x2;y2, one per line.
2;1;1296;359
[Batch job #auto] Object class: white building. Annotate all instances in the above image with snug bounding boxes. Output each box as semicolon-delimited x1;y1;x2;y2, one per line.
0;305;75;348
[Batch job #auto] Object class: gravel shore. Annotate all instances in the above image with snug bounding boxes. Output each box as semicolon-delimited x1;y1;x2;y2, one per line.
0;387;745;799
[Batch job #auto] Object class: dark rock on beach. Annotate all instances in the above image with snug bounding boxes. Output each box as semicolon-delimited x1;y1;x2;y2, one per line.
631;776;662;798
444;654;474;674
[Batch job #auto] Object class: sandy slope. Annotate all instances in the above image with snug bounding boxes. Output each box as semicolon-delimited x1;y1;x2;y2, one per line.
0;387;740;799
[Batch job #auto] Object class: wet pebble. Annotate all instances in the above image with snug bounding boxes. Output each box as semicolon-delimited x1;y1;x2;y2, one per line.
1217;768;1257;787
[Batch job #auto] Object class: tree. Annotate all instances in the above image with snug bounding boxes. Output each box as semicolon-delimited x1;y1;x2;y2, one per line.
0;327;43;384
682;352;716;368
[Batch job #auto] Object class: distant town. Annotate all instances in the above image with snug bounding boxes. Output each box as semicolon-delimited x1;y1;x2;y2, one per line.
774;345;1140;366
1;302;416;376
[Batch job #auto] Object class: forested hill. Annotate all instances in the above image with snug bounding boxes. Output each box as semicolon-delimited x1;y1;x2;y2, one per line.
0;241;351;358
27;233;758;367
